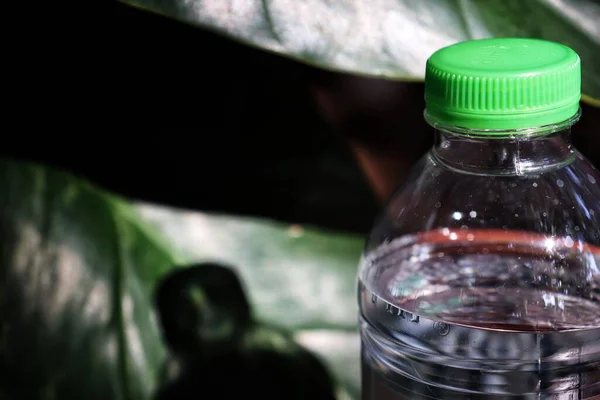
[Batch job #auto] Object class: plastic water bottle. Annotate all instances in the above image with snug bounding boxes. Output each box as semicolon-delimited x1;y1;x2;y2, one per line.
358;38;600;399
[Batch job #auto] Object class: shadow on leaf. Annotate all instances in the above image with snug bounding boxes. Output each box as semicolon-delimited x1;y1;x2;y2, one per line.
154;263;338;400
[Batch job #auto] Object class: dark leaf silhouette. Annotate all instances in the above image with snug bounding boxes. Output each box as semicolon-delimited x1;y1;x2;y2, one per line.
154;263;337;400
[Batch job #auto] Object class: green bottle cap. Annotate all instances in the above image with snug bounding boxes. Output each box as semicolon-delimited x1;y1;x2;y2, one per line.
425;38;581;132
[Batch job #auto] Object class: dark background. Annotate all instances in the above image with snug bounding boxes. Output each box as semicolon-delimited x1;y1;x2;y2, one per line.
6;3;600;234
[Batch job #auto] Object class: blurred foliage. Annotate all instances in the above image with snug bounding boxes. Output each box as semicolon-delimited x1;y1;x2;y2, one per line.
0;160;179;399
0;160;363;399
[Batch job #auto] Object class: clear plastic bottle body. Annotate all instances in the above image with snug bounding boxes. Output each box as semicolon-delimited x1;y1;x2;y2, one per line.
358;115;600;399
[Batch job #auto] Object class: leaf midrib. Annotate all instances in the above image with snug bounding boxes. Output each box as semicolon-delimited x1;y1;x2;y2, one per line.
108;201;131;400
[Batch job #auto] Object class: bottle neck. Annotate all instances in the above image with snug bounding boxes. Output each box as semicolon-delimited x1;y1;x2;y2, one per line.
430;118;578;176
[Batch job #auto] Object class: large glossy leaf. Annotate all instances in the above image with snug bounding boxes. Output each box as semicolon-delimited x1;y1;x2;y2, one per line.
136;203;363;398
119;0;600;103
0;160;365;399
136;204;362;331
0;159;185;399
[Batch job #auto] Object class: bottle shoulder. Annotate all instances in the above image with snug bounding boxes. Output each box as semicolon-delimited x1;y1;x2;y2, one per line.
367;152;600;250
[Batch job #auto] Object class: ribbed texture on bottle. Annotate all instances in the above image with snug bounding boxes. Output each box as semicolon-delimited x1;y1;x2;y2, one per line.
425;58;580;113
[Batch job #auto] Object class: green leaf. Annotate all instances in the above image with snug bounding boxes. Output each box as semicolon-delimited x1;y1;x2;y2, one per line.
0;159;184;399
136;203;363;398
136;204;363;332
0;160;364;399
119;0;600;102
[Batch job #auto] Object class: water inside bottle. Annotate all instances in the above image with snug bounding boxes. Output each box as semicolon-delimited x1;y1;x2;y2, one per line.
359;229;600;399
